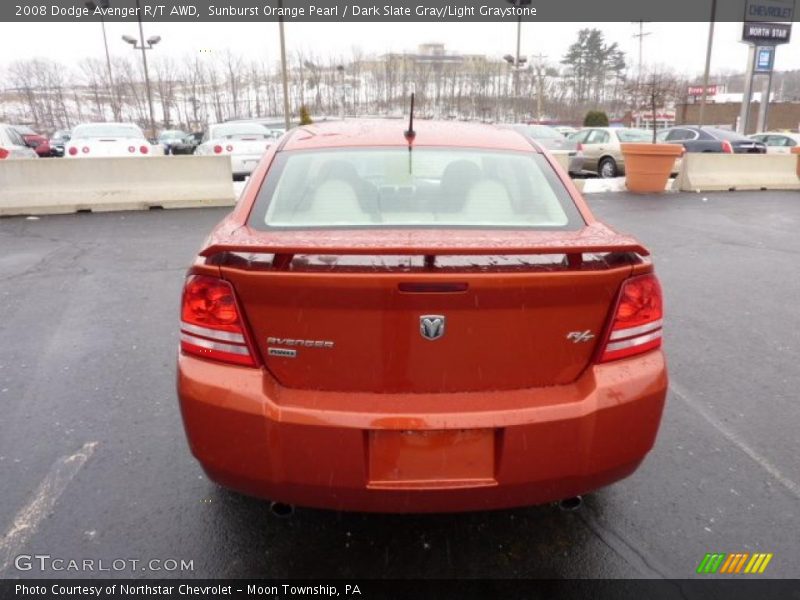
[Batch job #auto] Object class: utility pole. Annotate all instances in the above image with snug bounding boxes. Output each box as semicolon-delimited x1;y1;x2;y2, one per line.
632;21;651;127
278;0;291;131
698;0;717;127
515;14;522;105
86;0;119;121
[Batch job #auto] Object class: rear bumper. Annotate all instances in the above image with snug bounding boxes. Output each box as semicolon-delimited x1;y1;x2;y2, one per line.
230;154;262;176
568;153;585;175
177;352;667;513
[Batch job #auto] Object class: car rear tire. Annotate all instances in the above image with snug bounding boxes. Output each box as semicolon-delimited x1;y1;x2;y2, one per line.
598;157;617;178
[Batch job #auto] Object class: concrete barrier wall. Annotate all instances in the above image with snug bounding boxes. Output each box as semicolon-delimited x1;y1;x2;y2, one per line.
0;156;236;216
677;153;800;192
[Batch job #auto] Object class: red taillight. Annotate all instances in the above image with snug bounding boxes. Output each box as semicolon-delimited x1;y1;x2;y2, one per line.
180;275;257;367
128;146;136;153
0;147;8;159
226;144;234;152
68;147;78;156
213;145;223;154
599;274;663;363
722;140;733;154
140;145;149;154
576;142;583;152
82;146;90;154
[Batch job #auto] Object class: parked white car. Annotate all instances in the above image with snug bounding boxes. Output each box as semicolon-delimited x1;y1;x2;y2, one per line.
65;123;163;158
748;132;800;154
0;123;38;159
195;122;277;179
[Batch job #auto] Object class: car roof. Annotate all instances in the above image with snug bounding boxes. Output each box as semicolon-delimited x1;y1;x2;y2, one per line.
75;122;139;126
754;131;800;137
280;119;536;152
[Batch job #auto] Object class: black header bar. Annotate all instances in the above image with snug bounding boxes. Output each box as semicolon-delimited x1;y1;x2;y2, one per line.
5;0;800;22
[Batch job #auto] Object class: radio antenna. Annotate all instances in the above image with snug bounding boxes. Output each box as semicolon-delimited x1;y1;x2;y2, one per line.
404;93;416;143
404;92;416;174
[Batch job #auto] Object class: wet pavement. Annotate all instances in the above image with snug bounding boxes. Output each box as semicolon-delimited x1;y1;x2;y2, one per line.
1;191;798;579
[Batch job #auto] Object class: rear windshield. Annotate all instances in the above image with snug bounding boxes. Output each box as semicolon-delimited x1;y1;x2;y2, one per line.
160;130;186;138
616;128;652;142
705;127;747;141
519;125;563;140
249;148;584;230
210;123;271;139
72;124;144;139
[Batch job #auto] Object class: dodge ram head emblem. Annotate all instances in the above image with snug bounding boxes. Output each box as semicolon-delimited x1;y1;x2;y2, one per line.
420;315;446;340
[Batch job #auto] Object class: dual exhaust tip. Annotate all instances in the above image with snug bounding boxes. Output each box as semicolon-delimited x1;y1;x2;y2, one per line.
269;501;295;518
558;495;583;512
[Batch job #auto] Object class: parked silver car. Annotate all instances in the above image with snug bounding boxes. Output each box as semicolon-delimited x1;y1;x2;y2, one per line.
506;124;584;175
0;123;39;159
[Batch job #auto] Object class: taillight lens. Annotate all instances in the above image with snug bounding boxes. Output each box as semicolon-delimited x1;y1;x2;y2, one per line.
0;147;8;159
213;145;223;154
722;140;733;154
576;142;583;152
128;146;136;153
226;144;234;152
599;274;663;363
68;147;78;156
140;145;149;154
82;146;90;154
180;275;257;367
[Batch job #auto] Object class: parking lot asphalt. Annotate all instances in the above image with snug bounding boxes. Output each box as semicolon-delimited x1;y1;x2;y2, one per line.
1;191;799;580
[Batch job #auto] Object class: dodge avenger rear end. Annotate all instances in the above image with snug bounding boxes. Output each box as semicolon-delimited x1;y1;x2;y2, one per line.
177;119;668;513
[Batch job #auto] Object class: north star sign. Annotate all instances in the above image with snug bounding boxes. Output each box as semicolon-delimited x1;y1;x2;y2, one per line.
742;21;792;43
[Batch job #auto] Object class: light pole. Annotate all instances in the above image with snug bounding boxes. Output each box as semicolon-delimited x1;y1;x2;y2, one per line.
86;0;119;120
632;21;651;127
278;0;291;131
122;0;159;139
698;0;717;127
505;0;531;121
503;54;527;121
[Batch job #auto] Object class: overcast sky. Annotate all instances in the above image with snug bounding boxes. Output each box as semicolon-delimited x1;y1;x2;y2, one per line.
1;21;799;76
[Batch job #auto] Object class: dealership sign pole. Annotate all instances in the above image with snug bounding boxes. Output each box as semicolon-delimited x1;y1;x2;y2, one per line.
737;0;794;134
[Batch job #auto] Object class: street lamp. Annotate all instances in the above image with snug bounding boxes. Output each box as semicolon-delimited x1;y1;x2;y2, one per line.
85;0;119;121
121;0;159;139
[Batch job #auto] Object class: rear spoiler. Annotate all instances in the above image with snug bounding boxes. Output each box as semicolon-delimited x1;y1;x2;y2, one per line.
200;222;649;259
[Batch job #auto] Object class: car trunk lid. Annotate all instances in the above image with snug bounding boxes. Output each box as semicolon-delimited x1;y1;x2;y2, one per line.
204;224;645;393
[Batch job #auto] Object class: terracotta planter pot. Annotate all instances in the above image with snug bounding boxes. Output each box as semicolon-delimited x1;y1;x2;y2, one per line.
621;143;683;193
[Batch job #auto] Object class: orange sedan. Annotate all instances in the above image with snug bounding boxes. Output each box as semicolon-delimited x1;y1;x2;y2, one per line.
177;119;667;513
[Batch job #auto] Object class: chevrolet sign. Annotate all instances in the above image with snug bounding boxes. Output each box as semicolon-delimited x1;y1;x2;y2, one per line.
744;0;795;22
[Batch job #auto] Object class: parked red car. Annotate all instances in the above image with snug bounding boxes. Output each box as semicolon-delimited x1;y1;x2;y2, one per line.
177;119;668;513
12;125;51;157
